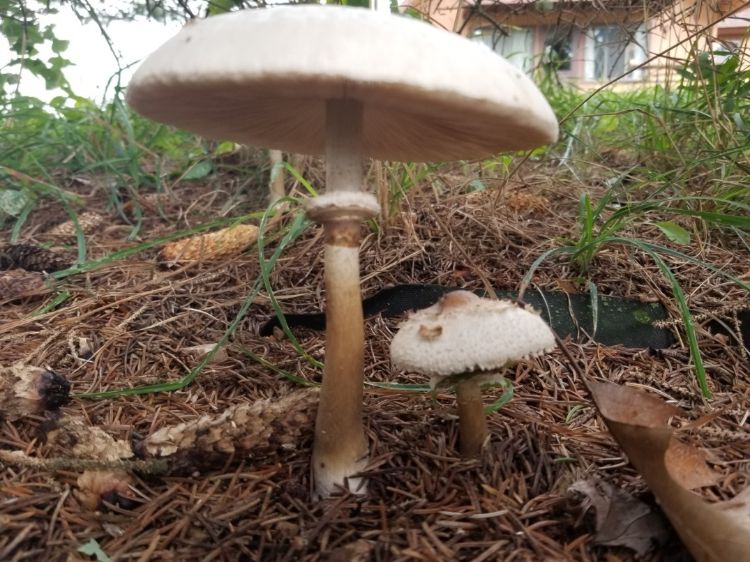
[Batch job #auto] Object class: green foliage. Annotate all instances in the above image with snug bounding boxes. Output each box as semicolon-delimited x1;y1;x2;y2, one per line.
0;1;72;98
205;0;244;16
677;48;750;132
533;46;750;398
654;221;690;245
524;184;750;398
546;50;749;217
182;160;213;180
543;48;749;198
0;90;213;249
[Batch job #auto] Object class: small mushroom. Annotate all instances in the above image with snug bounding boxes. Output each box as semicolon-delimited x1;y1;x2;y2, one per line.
126;6;558;497
390;291;556;457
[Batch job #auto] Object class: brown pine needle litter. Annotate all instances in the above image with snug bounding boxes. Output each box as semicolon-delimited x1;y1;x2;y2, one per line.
0;269;54;303
1;169;748;561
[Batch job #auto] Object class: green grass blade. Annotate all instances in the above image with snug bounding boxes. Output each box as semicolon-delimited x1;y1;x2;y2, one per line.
256;199;323;369
33;290;70;316
618;239;710;398
237;346;318;387
484;378;514;414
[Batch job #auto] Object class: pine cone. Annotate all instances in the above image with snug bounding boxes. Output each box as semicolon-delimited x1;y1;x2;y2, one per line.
0;244;72;272
46;211;105;241
48;415;134;461
0;363;71;421
159;224;259;264
137;388;318;469
0;269;53;302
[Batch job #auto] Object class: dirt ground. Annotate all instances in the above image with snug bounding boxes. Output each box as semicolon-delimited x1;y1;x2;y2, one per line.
1;165;748;561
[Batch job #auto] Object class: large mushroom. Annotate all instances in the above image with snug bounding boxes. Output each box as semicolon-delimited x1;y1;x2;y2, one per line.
390;291;556;457
126;6;558;497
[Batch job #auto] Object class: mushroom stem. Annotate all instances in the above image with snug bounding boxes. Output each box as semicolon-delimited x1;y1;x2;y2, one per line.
312;99;369;497
455;378;488;457
325;99;364;194
268;149;285;205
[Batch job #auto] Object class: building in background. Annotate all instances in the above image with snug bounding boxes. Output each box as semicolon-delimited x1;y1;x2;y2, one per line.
411;0;749;86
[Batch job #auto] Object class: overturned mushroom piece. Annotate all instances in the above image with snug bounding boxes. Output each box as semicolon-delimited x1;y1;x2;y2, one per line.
390;291;556;457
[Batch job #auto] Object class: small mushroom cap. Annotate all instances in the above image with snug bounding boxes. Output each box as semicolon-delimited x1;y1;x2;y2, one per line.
127;6;558;162
390;291;556;377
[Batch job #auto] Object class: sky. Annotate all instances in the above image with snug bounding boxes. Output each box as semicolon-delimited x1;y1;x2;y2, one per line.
1;6;183;103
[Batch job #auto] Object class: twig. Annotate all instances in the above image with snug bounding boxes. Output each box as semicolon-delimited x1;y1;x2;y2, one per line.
0;449;169;474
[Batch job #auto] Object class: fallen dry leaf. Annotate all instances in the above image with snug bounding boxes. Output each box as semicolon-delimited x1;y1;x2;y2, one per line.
183;342;228;363
570;478;670;555
588;381;750;562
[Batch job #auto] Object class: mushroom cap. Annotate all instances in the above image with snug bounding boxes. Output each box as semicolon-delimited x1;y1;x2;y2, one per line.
127;6;559;162
390;291;556;377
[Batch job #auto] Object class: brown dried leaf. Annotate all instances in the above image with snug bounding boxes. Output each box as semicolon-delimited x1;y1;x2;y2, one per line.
183;342;228;363
589;381;750;562
570;478;671;555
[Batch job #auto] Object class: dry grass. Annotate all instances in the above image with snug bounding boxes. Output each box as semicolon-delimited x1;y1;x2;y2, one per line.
1;166;748;561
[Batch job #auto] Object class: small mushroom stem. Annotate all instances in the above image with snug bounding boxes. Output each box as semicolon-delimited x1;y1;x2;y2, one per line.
455;378;488;457
268;149;285;205
311;99;369;497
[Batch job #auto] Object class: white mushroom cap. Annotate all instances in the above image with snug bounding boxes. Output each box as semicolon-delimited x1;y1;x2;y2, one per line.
127;6;559;162
390;291;556;377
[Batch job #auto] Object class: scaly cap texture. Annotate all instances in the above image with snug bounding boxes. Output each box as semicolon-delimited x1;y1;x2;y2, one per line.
390;291;556;377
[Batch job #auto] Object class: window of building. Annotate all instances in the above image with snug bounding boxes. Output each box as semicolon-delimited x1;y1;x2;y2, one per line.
543;28;573;72
472;26;534;73
584;25;647;81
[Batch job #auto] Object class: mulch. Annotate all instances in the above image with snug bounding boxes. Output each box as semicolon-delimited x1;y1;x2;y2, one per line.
1;161;748;561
